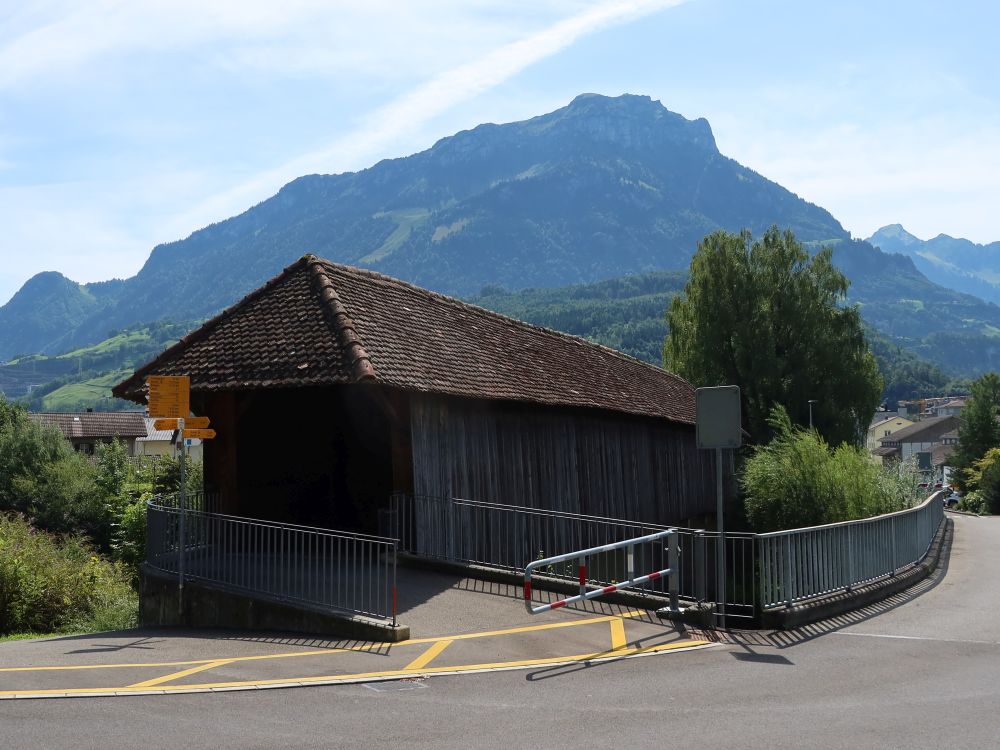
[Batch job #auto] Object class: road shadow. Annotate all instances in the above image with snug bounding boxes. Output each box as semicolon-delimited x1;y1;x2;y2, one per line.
685;516;955;653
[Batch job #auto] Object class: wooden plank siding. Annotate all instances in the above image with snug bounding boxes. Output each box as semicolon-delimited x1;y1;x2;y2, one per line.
410;393;715;526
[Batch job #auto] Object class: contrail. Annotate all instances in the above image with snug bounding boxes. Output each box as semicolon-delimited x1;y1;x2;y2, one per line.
180;0;690;230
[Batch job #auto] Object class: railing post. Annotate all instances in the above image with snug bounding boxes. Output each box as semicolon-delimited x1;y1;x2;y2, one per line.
668;532;680;613
846;524;854;592
695;531;706;604
890;515;897;576
784;534;793;609
578;555;587;599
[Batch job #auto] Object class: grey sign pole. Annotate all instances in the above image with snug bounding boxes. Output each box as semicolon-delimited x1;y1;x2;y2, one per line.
178;417;186;616
695;386;741;630
715;446;725;626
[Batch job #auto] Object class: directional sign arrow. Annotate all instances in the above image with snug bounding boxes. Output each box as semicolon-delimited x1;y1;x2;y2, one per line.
183;428;216;440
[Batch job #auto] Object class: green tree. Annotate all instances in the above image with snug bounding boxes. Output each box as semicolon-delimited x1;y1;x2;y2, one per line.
952;372;1000;491
664;227;882;445
965;447;1000;514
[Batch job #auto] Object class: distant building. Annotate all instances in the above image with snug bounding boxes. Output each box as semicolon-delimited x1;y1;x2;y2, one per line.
935;399;966;418
876;415;961;473
135;417;204;461
28;410;147;455
866;414;914;455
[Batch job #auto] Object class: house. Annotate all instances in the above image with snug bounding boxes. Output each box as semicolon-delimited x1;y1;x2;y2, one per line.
876;415;961;472
866;414;914;455
136;417;204;461
113;256;716;533
935;399;966;418
28;410;147;455
933;429;960;485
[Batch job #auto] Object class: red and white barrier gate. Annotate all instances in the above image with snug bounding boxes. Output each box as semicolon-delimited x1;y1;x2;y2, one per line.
523;529;680;615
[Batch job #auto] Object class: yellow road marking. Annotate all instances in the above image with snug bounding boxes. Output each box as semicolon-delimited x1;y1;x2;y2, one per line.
0;610;649;674
404;640;452;671
610;618;627;650
0;639;713;697
128;660;233;688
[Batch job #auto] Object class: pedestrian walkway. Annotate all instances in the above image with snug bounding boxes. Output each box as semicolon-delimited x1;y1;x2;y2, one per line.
0;568;712;699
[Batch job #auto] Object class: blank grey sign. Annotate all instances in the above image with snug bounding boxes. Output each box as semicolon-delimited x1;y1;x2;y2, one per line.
696;386;742;449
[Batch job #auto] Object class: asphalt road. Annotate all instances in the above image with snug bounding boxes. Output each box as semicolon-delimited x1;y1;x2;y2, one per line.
4;513;999;749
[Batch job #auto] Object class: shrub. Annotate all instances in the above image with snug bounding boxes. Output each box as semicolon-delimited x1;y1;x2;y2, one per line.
112;497;148;572
965;448;1000;514
0;514;137;635
959;490;988;515
743;407;920;532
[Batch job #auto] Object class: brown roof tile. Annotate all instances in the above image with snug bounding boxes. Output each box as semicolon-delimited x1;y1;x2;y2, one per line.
28;411;147;439
114;256;696;425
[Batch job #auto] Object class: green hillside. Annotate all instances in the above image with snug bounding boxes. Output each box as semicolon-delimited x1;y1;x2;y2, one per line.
473;271;965;405
7;320;197;410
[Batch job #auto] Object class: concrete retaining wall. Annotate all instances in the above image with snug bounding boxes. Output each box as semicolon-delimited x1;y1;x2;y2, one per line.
140;564;410;642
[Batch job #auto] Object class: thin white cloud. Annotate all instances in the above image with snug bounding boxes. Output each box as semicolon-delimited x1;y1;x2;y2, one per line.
172;0;688;233
716;115;1000;244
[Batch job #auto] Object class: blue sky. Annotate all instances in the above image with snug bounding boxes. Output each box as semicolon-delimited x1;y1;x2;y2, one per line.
1;0;997;305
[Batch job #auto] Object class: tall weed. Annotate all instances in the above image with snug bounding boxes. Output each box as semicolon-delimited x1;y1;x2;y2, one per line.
0;514;137;635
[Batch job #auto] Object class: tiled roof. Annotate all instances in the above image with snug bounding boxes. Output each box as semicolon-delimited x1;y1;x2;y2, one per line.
872;445;899;457
932;443;956;466
880;415;960;444
28;411;147;439
114;256;696;425
137;417;175;442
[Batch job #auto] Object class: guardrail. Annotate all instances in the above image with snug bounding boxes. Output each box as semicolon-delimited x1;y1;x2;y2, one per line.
147;501;397;623
385;494;757;620
524;530;679;614
757;494;944;609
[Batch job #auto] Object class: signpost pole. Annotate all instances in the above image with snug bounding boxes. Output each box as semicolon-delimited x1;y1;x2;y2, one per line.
695;385;740;631
716;447;726;629
178;417;186;617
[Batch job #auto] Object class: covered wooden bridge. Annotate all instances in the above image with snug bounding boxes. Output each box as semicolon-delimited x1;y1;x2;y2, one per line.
113;256;717;633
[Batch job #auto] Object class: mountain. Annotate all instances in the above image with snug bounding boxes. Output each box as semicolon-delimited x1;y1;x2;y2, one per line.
0;93;849;361
473;271;958;406
867;224;1000;304
0;272;124;360
2;93;998;380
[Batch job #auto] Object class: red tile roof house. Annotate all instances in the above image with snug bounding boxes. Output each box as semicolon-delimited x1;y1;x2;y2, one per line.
114;256;715;532
28;410;147;456
113;257;717;634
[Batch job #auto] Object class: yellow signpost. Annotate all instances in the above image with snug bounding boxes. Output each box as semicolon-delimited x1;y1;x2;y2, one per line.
147;375;190;419
145;374;217;616
182;428;217;440
153;416;210;431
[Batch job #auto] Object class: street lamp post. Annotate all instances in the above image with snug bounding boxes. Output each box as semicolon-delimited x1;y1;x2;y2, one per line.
808;399;818;429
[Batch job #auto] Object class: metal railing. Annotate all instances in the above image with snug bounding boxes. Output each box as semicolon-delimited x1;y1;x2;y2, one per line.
385;494;757;620
757;494;943;609
152;490;220;514
147;501;397;624
524;530;680;615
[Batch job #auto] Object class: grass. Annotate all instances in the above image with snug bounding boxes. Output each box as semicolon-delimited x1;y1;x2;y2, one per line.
57;330;152;359
40;368;134;410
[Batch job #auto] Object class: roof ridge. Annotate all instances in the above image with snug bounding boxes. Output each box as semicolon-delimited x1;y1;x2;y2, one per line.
112;256;316;400
316;259;686;386
306;257;375;382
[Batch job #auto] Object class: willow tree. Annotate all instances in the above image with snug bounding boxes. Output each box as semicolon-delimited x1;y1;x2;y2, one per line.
664;227;882;446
